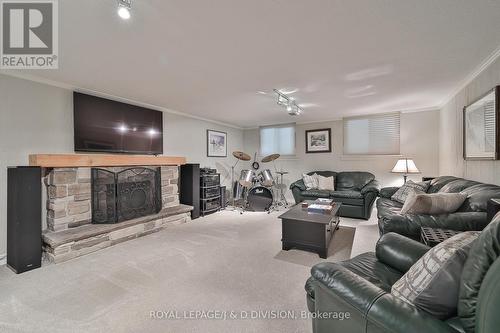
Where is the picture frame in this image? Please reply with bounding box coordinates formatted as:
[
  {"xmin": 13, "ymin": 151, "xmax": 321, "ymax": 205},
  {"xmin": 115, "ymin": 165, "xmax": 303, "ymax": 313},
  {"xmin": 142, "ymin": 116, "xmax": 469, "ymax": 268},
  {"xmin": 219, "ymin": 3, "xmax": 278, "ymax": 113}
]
[
  {"xmin": 305, "ymin": 128, "xmax": 332, "ymax": 153},
  {"xmin": 463, "ymin": 86, "xmax": 500, "ymax": 160},
  {"xmin": 207, "ymin": 130, "xmax": 227, "ymax": 157}
]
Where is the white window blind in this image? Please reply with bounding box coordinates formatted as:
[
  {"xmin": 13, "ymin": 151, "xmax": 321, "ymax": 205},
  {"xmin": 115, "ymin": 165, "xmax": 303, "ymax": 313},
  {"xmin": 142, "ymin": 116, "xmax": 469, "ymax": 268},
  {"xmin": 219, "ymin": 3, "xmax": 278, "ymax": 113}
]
[
  {"xmin": 343, "ymin": 113, "xmax": 400, "ymax": 155},
  {"xmin": 259, "ymin": 123, "xmax": 296, "ymax": 156},
  {"xmin": 484, "ymin": 99, "xmax": 496, "ymax": 152}
]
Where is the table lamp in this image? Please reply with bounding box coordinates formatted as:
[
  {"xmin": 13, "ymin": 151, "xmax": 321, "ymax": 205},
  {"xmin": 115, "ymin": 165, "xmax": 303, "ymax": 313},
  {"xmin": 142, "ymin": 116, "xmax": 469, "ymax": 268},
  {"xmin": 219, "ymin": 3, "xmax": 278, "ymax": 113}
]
[{"xmin": 391, "ymin": 158, "xmax": 420, "ymax": 183}]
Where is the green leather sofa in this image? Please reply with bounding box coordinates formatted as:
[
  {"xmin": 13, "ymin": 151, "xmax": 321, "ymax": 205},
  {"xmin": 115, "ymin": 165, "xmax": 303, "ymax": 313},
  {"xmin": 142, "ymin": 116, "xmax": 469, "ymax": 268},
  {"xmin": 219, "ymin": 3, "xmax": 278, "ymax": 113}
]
[
  {"xmin": 377, "ymin": 176, "xmax": 500, "ymax": 240},
  {"xmin": 304, "ymin": 215, "xmax": 500, "ymax": 332},
  {"xmin": 289, "ymin": 171, "xmax": 380, "ymax": 220}
]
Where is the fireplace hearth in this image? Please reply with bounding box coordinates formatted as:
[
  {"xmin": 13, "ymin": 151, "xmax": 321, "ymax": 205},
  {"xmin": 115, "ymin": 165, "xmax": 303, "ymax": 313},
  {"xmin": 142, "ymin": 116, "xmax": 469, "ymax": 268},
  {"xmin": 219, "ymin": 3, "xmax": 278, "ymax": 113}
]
[{"xmin": 91, "ymin": 167, "xmax": 162, "ymax": 224}]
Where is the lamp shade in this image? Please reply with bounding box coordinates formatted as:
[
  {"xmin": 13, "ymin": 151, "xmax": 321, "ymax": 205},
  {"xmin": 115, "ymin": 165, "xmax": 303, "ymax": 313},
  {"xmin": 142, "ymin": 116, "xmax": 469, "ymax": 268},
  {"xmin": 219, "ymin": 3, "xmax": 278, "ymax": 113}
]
[{"xmin": 391, "ymin": 158, "xmax": 420, "ymax": 174}]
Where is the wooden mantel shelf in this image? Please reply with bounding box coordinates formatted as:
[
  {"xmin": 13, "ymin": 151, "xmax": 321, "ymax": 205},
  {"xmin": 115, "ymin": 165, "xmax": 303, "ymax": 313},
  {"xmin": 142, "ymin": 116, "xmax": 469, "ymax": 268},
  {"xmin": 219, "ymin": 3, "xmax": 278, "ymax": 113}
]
[{"xmin": 29, "ymin": 154, "xmax": 186, "ymax": 168}]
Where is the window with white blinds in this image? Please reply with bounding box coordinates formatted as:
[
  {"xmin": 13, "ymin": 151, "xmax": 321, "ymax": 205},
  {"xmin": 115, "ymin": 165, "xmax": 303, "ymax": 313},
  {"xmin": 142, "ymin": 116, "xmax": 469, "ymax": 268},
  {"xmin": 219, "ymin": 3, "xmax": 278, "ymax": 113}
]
[
  {"xmin": 259, "ymin": 123, "xmax": 296, "ymax": 156},
  {"xmin": 483, "ymin": 99, "xmax": 496, "ymax": 153},
  {"xmin": 343, "ymin": 113, "xmax": 400, "ymax": 155}
]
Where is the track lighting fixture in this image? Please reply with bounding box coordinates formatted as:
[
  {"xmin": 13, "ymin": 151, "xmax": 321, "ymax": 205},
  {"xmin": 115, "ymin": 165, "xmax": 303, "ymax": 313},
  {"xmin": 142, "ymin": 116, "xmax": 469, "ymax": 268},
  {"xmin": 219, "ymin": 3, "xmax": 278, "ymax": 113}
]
[
  {"xmin": 118, "ymin": 0, "xmax": 132, "ymax": 20},
  {"xmin": 273, "ymin": 89, "xmax": 303, "ymax": 116}
]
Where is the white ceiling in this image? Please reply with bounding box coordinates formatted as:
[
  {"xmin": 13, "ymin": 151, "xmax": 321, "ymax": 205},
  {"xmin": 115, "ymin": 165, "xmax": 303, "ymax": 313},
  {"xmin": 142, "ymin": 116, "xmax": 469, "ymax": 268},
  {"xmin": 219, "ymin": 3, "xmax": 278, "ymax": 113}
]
[{"xmin": 6, "ymin": 0, "xmax": 500, "ymax": 128}]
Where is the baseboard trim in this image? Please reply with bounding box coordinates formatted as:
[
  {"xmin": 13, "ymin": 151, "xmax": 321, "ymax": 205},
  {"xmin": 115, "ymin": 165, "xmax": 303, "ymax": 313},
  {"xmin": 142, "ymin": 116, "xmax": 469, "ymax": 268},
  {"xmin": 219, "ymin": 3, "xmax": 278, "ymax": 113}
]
[{"xmin": 0, "ymin": 253, "xmax": 6, "ymax": 266}]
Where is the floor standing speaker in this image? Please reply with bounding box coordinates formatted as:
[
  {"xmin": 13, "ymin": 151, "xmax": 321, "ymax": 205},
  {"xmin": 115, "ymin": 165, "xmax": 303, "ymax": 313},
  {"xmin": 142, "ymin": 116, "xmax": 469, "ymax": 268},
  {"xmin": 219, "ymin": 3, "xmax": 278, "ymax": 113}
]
[
  {"xmin": 220, "ymin": 186, "xmax": 227, "ymax": 210},
  {"xmin": 180, "ymin": 164, "xmax": 200, "ymax": 219},
  {"xmin": 7, "ymin": 167, "xmax": 42, "ymax": 274}
]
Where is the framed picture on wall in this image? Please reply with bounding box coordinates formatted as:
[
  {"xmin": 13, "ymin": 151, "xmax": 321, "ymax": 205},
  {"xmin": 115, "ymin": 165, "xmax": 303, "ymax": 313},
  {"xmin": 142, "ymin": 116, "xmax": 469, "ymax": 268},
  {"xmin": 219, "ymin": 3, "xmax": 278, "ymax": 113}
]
[
  {"xmin": 305, "ymin": 128, "xmax": 332, "ymax": 153},
  {"xmin": 207, "ymin": 130, "xmax": 227, "ymax": 157},
  {"xmin": 463, "ymin": 86, "xmax": 500, "ymax": 160}
]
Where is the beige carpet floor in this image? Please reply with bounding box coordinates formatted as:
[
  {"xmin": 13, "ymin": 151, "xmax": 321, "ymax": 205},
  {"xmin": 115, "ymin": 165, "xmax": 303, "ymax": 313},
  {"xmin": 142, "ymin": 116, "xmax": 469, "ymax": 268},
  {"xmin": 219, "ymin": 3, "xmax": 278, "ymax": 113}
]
[{"xmin": 0, "ymin": 208, "xmax": 379, "ymax": 333}]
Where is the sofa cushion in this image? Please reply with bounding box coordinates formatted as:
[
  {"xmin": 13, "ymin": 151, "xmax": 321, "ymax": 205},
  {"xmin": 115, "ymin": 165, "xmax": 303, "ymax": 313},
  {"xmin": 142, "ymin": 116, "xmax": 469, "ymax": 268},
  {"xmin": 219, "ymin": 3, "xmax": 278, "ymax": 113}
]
[
  {"xmin": 391, "ymin": 180, "xmax": 430, "ymax": 204},
  {"xmin": 317, "ymin": 174, "xmax": 335, "ymax": 190},
  {"xmin": 458, "ymin": 183, "xmax": 500, "ymax": 212},
  {"xmin": 302, "ymin": 173, "xmax": 319, "ymax": 190},
  {"xmin": 336, "ymin": 172, "xmax": 375, "ymax": 191},
  {"xmin": 301, "ymin": 189, "xmax": 331, "ymax": 198},
  {"xmin": 427, "ymin": 176, "xmax": 462, "ymax": 193},
  {"xmin": 329, "ymin": 190, "xmax": 364, "ymax": 206},
  {"xmin": 401, "ymin": 191, "xmax": 468, "ymax": 215},
  {"xmin": 438, "ymin": 179, "xmax": 481, "ymax": 194},
  {"xmin": 330, "ymin": 190, "xmax": 363, "ymax": 199},
  {"xmin": 392, "ymin": 231, "xmax": 480, "ymax": 319}
]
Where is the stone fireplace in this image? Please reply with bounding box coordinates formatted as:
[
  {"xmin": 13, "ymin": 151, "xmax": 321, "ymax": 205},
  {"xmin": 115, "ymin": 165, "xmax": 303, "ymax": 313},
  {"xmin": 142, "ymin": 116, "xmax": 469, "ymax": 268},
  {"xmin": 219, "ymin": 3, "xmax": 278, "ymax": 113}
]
[
  {"xmin": 41, "ymin": 163, "xmax": 192, "ymax": 263},
  {"xmin": 45, "ymin": 166, "xmax": 179, "ymax": 231}
]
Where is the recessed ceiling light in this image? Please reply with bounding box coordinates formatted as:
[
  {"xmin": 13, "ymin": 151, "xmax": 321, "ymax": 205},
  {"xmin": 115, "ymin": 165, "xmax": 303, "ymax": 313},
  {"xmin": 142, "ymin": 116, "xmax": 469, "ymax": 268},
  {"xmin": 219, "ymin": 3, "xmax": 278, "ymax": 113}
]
[{"xmin": 117, "ymin": 0, "xmax": 132, "ymax": 20}]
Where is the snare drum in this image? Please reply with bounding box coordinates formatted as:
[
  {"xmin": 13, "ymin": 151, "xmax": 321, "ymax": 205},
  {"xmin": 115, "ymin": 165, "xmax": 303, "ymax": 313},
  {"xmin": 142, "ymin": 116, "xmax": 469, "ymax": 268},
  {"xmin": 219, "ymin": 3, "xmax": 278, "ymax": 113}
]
[
  {"xmin": 239, "ymin": 169, "xmax": 255, "ymax": 187},
  {"xmin": 259, "ymin": 169, "xmax": 274, "ymax": 187}
]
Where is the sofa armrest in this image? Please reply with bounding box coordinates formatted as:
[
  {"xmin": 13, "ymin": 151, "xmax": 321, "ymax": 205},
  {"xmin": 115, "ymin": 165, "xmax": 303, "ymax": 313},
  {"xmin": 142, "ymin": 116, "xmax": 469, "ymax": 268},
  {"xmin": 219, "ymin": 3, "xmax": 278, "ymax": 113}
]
[
  {"xmin": 311, "ymin": 262, "xmax": 386, "ymax": 315},
  {"xmin": 375, "ymin": 233, "xmax": 430, "ymax": 273},
  {"xmin": 361, "ymin": 180, "xmax": 381, "ymax": 195},
  {"xmin": 379, "ymin": 187, "xmax": 400, "ymax": 198},
  {"xmin": 290, "ymin": 178, "xmax": 306, "ymax": 191},
  {"xmin": 379, "ymin": 211, "xmax": 489, "ymax": 239},
  {"xmin": 367, "ymin": 293, "xmax": 460, "ymax": 333}
]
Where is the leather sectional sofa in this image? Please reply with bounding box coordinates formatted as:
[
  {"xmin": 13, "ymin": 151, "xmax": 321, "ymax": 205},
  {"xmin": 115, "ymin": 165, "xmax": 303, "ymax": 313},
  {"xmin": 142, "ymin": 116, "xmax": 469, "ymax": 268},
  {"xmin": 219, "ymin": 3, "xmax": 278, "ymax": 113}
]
[
  {"xmin": 304, "ymin": 216, "xmax": 500, "ymax": 333},
  {"xmin": 377, "ymin": 176, "xmax": 500, "ymax": 240},
  {"xmin": 289, "ymin": 171, "xmax": 380, "ymax": 220}
]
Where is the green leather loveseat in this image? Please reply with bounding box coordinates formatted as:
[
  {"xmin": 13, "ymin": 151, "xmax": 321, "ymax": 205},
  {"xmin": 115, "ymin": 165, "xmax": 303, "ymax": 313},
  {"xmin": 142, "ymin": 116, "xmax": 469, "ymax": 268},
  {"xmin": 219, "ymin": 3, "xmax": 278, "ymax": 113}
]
[
  {"xmin": 377, "ymin": 176, "xmax": 500, "ymax": 239},
  {"xmin": 289, "ymin": 171, "xmax": 380, "ymax": 220},
  {"xmin": 304, "ymin": 215, "xmax": 500, "ymax": 333}
]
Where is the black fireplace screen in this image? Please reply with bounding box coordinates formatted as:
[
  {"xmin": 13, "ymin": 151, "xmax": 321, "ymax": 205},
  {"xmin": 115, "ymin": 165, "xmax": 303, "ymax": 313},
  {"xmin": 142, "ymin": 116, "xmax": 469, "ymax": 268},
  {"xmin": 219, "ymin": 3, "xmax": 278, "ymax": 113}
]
[{"xmin": 91, "ymin": 167, "xmax": 161, "ymax": 224}]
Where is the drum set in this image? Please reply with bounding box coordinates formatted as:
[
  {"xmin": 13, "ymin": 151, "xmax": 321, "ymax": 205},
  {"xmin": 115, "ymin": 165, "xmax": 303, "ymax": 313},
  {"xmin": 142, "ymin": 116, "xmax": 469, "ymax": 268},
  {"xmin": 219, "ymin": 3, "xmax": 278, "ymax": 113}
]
[{"xmin": 230, "ymin": 151, "xmax": 289, "ymax": 213}]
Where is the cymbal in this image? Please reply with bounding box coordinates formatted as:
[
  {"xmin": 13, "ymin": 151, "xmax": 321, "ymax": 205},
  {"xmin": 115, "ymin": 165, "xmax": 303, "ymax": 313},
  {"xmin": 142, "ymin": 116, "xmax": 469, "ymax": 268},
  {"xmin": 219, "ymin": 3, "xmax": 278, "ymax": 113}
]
[
  {"xmin": 232, "ymin": 151, "xmax": 251, "ymax": 161},
  {"xmin": 261, "ymin": 153, "xmax": 281, "ymax": 163},
  {"xmin": 276, "ymin": 171, "xmax": 289, "ymax": 175}
]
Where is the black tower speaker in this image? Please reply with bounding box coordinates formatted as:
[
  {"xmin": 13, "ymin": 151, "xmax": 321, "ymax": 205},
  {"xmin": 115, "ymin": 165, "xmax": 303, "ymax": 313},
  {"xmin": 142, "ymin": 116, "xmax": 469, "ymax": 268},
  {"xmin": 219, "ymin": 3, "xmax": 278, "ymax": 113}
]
[
  {"xmin": 180, "ymin": 164, "xmax": 200, "ymax": 219},
  {"xmin": 7, "ymin": 167, "xmax": 42, "ymax": 274},
  {"xmin": 220, "ymin": 186, "xmax": 227, "ymax": 210}
]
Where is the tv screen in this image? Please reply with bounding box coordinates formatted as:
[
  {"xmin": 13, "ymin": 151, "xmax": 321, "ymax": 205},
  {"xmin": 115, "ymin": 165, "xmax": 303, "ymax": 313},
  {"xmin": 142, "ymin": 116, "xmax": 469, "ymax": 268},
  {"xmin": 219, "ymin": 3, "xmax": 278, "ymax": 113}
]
[{"xmin": 73, "ymin": 92, "xmax": 163, "ymax": 155}]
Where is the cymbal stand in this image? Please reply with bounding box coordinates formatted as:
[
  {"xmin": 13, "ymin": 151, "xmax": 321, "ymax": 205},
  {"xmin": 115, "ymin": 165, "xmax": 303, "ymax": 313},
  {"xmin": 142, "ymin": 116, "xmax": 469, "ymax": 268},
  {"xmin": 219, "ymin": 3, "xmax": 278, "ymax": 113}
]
[
  {"xmin": 275, "ymin": 167, "xmax": 289, "ymax": 208},
  {"xmin": 228, "ymin": 158, "xmax": 239, "ymax": 211}
]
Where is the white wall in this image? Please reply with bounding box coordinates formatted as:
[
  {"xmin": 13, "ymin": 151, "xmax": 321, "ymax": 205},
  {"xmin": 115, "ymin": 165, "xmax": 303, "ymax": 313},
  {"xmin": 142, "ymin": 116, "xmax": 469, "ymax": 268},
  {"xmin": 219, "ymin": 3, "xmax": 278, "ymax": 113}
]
[
  {"xmin": 439, "ymin": 56, "xmax": 500, "ymax": 184},
  {"xmin": 0, "ymin": 74, "xmax": 244, "ymax": 258},
  {"xmin": 243, "ymin": 110, "xmax": 440, "ymax": 200}
]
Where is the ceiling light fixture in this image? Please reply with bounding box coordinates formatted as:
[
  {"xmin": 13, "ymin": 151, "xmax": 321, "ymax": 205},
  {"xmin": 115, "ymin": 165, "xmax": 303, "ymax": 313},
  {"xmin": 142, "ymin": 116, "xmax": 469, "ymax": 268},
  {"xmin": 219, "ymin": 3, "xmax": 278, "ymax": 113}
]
[
  {"xmin": 273, "ymin": 89, "xmax": 303, "ymax": 116},
  {"xmin": 117, "ymin": 0, "xmax": 132, "ymax": 20}
]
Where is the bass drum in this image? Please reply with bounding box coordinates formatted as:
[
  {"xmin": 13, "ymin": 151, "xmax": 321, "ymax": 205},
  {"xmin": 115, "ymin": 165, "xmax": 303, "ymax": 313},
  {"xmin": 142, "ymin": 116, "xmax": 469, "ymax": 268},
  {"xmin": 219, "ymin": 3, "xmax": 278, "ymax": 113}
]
[{"xmin": 247, "ymin": 186, "xmax": 273, "ymax": 212}]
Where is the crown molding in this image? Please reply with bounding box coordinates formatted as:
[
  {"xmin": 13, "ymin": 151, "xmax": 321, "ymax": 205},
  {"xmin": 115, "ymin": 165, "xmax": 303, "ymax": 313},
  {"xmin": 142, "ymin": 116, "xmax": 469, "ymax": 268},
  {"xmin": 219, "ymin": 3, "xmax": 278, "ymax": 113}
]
[
  {"xmin": 0, "ymin": 71, "xmax": 244, "ymax": 130},
  {"xmin": 438, "ymin": 43, "xmax": 500, "ymax": 108}
]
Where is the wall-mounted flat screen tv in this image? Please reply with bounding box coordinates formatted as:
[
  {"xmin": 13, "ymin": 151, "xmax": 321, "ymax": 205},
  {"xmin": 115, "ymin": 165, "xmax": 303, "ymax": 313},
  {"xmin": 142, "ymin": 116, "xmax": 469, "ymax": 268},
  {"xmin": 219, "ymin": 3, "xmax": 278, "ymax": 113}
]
[{"xmin": 74, "ymin": 92, "xmax": 163, "ymax": 155}]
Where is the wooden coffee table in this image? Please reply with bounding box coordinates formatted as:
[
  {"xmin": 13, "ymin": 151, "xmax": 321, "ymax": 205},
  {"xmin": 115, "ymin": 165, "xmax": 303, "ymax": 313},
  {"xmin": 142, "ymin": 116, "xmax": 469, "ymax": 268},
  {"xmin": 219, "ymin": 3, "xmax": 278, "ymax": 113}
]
[{"xmin": 278, "ymin": 201, "xmax": 341, "ymax": 258}]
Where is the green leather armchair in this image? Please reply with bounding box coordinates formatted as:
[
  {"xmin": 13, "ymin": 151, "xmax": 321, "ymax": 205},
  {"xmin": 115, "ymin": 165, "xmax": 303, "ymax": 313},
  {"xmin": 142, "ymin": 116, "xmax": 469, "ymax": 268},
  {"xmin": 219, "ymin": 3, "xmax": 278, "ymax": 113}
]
[
  {"xmin": 290, "ymin": 171, "xmax": 379, "ymax": 220},
  {"xmin": 305, "ymin": 216, "xmax": 500, "ymax": 332}
]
